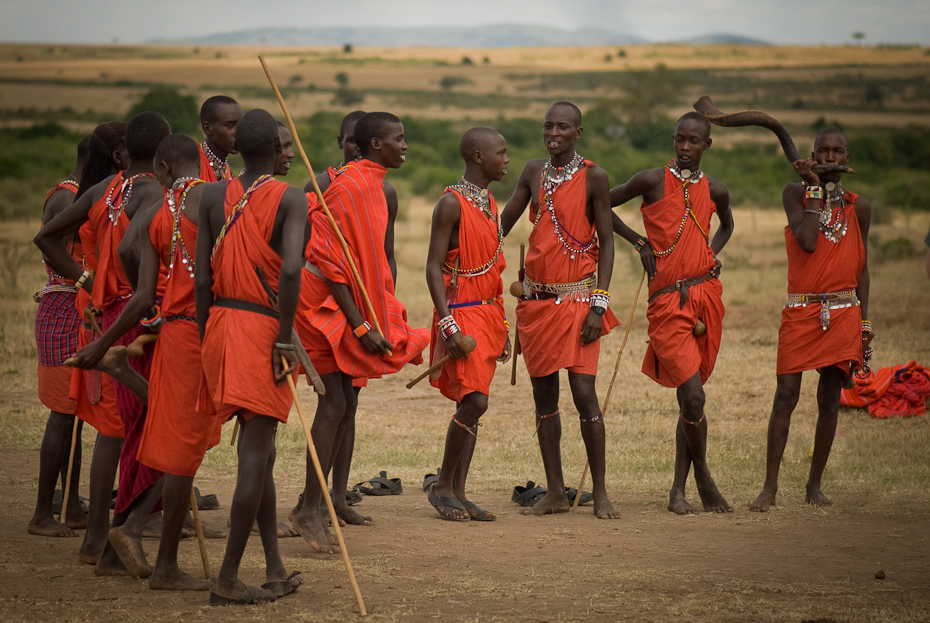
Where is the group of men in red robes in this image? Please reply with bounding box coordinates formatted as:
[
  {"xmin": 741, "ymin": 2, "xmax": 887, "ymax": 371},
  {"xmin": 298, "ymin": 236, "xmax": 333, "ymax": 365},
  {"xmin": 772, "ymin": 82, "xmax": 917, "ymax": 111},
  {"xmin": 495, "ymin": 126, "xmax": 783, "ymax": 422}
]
[{"xmin": 28, "ymin": 90, "xmax": 873, "ymax": 606}]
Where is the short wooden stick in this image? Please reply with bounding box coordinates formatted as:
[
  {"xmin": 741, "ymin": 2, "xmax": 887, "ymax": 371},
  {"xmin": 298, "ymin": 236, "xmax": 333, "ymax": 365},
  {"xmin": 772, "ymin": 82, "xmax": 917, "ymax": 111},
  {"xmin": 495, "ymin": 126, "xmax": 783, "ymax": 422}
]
[
  {"xmin": 229, "ymin": 419, "xmax": 239, "ymax": 447},
  {"xmin": 572, "ymin": 270, "xmax": 646, "ymax": 510},
  {"xmin": 189, "ymin": 487, "xmax": 211, "ymax": 579},
  {"xmin": 510, "ymin": 243, "xmax": 525, "ymax": 386},
  {"xmin": 406, "ymin": 335, "xmax": 476, "ymax": 389},
  {"xmin": 59, "ymin": 416, "xmax": 80, "ymax": 525},
  {"xmin": 283, "ymin": 357, "xmax": 367, "ymax": 616}
]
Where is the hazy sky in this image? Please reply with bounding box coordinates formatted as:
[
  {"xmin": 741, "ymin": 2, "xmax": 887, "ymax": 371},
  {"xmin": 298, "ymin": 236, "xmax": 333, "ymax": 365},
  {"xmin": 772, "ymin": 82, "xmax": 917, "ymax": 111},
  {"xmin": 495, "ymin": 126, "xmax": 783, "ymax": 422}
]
[{"xmin": 3, "ymin": 0, "xmax": 928, "ymax": 45}]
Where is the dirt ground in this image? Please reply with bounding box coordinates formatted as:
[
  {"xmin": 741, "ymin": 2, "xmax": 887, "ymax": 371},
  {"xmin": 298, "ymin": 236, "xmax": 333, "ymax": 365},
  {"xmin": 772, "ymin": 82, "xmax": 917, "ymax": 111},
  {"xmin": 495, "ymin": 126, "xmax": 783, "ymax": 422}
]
[{"xmin": 2, "ymin": 442, "xmax": 928, "ymax": 623}]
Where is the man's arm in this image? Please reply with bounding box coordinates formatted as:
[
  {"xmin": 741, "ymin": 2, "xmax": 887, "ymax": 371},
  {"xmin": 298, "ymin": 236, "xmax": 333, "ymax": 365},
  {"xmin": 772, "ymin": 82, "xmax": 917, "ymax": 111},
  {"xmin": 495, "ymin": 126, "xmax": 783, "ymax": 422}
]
[
  {"xmin": 425, "ymin": 193, "xmax": 470, "ymax": 359},
  {"xmin": 581, "ymin": 166, "xmax": 613, "ymax": 346},
  {"xmin": 383, "ymin": 182, "xmax": 398, "ymax": 284},
  {"xmin": 500, "ymin": 162, "xmax": 538, "ymax": 237},
  {"xmin": 69, "ymin": 207, "xmax": 161, "ymax": 369},
  {"xmin": 785, "ymin": 159, "xmax": 823, "ymax": 253},
  {"xmin": 118, "ymin": 199, "xmax": 161, "ymax": 291},
  {"xmin": 270, "ymin": 187, "xmax": 308, "ymax": 383},
  {"xmin": 708, "ymin": 178, "xmax": 734, "ymax": 257},
  {"xmin": 195, "ymin": 184, "xmax": 222, "ymax": 342},
  {"xmin": 609, "ymin": 169, "xmax": 663, "ymax": 279},
  {"xmin": 855, "ymin": 196, "xmax": 872, "ymax": 324},
  {"xmin": 34, "ymin": 184, "xmax": 101, "ymax": 289},
  {"xmin": 924, "ymin": 225, "xmax": 930, "ymax": 281}
]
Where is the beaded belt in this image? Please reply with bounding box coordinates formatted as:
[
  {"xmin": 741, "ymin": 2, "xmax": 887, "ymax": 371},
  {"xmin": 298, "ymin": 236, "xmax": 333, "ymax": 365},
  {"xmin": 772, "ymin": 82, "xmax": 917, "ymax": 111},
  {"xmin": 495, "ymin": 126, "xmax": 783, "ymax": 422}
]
[
  {"xmin": 163, "ymin": 314, "xmax": 196, "ymax": 323},
  {"xmin": 785, "ymin": 290, "xmax": 859, "ymax": 330},
  {"xmin": 33, "ymin": 283, "xmax": 77, "ymax": 303},
  {"xmin": 449, "ymin": 298, "xmax": 497, "ymax": 309},
  {"xmin": 522, "ymin": 274, "xmax": 595, "ymax": 304}
]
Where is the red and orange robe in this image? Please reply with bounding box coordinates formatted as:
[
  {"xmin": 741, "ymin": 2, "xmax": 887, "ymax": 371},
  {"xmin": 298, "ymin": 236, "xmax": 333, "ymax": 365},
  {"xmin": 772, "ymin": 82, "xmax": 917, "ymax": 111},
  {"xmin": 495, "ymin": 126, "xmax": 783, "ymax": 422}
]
[
  {"xmin": 516, "ymin": 159, "xmax": 618, "ymax": 378},
  {"xmin": 777, "ymin": 190, "xmax": 864, "ymax": 375},
  {"xmin": 137, "ymin": 180, "xmax": 221, "ymax": 477},
  {"xmin": 198, "ymin": 176, "xmax": 294, "ymax": 423},
  {"xmin": 641, "ymin": 167, "xmax": 724, "ymax": 388},
  {"xmin": 35, "ymin": 181, "xmax": 80, "ymax": 414},
  {"xmin": 298, "ymin": 160, "xmax": 428, "ymax": 380},
  {"xmin": 429, "ymin": 186, "xmax": 507, "ymax": 401},
  {"xmin": 87, "ymin": 172, "xmax": 165, "ymax": 513}
]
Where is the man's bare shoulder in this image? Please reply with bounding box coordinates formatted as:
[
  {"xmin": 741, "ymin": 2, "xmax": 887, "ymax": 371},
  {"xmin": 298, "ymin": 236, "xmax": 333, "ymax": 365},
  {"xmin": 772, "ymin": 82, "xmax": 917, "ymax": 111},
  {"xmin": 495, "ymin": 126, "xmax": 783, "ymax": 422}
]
[
  {"xmin": 520, "ymin": 158, "xmax": 547, "ymax": 177},
  {"xmin": 382, "ymin": 180, "xmax": 397, "ymax": 202},
  {"xmin": 586, "ymin": 164, "xmax": 609, "ymax": 184},
  {"xmin": 433, "ymin": 190, "xmax": 461, "ymax": 219},
  {"xmin": 706, "ymin": 176, "xmax": 729, "ymax": 196}
]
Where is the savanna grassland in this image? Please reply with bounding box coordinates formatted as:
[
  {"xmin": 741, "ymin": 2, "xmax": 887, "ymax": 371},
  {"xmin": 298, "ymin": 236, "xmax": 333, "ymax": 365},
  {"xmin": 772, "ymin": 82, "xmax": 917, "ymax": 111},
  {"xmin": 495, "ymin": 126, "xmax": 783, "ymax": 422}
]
[{"xmin": 0, "ymin": 42, "xmax": 929, "ymax": 622}]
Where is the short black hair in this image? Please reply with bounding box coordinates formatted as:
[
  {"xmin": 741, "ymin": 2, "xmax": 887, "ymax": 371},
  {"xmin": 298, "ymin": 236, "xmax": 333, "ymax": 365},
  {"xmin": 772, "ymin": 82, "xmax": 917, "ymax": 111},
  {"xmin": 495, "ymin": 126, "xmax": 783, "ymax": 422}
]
[
  {"xmin": 200, "ymin": 95, "xmax": 240, "ymax": 125},
  {"xmin": 235, "ymin": 109, "xmax": 279, "ymax": 160},
  {"xmin": 676, "ymin": 112, "xmax": 711, "ymax": 140},
  {"xmin": 76, "ymin": 134, "xmax": 91, "ymax": 163},
  {"xmin": 154, "ymin": 133, "xmax": 200, "ymax": 169},
  {"xmin": 76, "ymin": 121, "xmax": 127, "ymax": 199},
  {"xmin": 459, "ymin": 127, "xmax": 503, "ymax": 161},
  {"xmin": 340, "ymin": 110, "xmax": 367, "ymax": 138},
  {"xmin": 125, "ymin": 111, "xmax": 171, "ymax": 164},
  {"xmin": 548, "ymin": 101, "xmax": 582, "ymax": 127},
  {"xmin": 814, "ymin": 128, "xmax": 846, "ymax": 150},
  {"xmin": 354, "ymin": 112, "xmax": 401, "ymax": 157}
]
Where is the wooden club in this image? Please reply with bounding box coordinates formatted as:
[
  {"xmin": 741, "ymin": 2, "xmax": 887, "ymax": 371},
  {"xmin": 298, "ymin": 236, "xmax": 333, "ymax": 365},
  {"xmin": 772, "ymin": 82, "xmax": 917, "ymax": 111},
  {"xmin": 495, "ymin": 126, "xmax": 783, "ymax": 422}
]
[{"xmin": 406, "ymin": 335, "xmax": 476, "ymax": 389}]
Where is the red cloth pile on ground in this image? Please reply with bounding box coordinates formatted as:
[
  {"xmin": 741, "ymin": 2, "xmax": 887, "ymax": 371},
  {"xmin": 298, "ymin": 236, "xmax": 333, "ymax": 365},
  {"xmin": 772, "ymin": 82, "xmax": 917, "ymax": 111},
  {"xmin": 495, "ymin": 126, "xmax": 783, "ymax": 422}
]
[{"xmin": 840, "ymin": 361, "xmax": 930, "ymax": 418}]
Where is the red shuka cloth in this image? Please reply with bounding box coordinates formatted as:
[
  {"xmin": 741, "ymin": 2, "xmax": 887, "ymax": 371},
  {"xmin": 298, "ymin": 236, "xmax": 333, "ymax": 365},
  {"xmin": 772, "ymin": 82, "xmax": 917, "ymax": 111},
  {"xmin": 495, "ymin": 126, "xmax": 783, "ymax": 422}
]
[
  {"xmin": 429, "ymin": 188, "xmax": 508, "ymax": 401},
  {"xmin": 36, "ymin": 182, "xmax": 81, "ymax": 413},
  {"xmin": 841, "ymin": 361, "xmax": 930, "ymax": 418},
  {"xmin": 198, "ymin": 143, "xmax": 232, "ymax": 183},
  {"xmin": 138, "ymin": 185, "xmax": 222, "ymax": 476},
  {"xmin": 516, "ymin": 160, "xmax": 618, "ymax": 378},
  {"xmin": 641, "ymin": 168, "xmax": 724, "ymax": 388},
  {"xmin": 298, "ymin": 160, "xmax": 428, "ymax": 379},
  {"xmin": 198, "ymin": 177, "xmax": 294, "ymax": 423},
  {"xmin": 776, "ymin": 191, "xmax": 864, "ymax": 376}
]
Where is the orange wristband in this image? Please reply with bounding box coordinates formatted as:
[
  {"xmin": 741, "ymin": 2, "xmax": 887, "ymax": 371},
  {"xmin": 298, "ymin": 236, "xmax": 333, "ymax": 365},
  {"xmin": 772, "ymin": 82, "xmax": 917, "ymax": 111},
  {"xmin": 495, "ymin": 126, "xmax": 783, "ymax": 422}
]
[{"xmin": 353, "ymin": 321, "xmax": 371, "ymax": 338}]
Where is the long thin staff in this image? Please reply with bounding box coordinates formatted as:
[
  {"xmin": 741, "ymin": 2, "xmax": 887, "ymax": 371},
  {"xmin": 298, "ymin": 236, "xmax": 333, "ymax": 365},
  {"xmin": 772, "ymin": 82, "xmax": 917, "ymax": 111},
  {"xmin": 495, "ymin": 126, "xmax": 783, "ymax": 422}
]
[
  {"xmin": 510, "ymin": 243, "xmax": 525, "ymax": 386},
  {"xmin": 572, "ymin": 270, "xmax": 646, "ymax": 510},
  {"xmin": 282, "ymin": 356, "xmax": 367, "ymax": 615},
  {"xmin": 259, "ymin": 55, "xmax": 387, "ymax": 345},
  {"xmin": 189, "ymin": 487, "xmax": 211, "ymax": 579}
]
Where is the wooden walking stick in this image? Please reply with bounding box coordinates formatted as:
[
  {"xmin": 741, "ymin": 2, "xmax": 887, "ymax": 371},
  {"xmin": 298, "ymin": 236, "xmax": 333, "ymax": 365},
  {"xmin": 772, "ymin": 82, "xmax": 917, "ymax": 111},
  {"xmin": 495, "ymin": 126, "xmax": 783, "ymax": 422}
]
[
  {"xmin": 259, "ymin": 55, "xmax": 390, "ymax": 355},
  {"xmin": 282, "ymin": 356, "xmax": 367, "ymax": 616},
  {"xmin": 406, "ymin": 335, "xmax": 476, "ymax": 389},
  {"xmin": 189, "ymin": 487, "xmax": 211, "ymax": 579},
  {"xmin": 510, "ymin": 243, "xmax": 525, "ymax": 386},
  {"xmin": 572, "ymin": 270, "xmax": 646, "ymax": 510}
]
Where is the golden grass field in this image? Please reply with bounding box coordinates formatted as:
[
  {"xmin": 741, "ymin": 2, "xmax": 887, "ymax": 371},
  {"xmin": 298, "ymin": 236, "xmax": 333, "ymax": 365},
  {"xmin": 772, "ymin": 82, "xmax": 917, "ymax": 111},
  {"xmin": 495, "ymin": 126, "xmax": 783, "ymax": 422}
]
[{"xmin": 0, "ymin": 42, "xmax": 929, "ymax": 622}]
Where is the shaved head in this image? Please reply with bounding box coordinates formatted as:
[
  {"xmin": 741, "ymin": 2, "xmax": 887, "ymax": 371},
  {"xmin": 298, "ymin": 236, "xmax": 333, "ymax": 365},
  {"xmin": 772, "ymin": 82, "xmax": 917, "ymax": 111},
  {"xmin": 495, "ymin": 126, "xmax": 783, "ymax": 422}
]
[
  {"xmin": 200, "ymin": 95, "xmax": 240, "ymax": 125},
  {"xmin": 548, "ymin": 101, "xmax": 582, "ymax": 128},
  {"xmin": 459, "ymin": 127, "xmax": 503, "ymax": 161},
  {"xmin": 676, "ymin": 112, "xmax": 711, "ymax": 140},
  {"xmin": 354, "ymin": 112, "xmax": 401, "ymax": 157},
  {"xmin": 235, "ymin": 109, "xmax": 279, "ymax": 160},
  {"xmin": 814, "ymin": 128, "xmax": 847, "ymax": 150},
  {"xmin": 154, "ymin": 133, "xmax": 199, "ymax": 169},
  {"xmin": 125, "ymin": 111, "xmax": 171, "ymax": 164},
  {"xmin": 340, "ymin": 110, "xmax": 367, "ymax": 138}
]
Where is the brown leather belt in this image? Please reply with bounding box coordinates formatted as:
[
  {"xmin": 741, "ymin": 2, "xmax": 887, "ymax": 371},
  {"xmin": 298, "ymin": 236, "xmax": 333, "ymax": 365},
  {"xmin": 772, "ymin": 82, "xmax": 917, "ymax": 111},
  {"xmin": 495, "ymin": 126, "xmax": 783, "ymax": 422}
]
[
  {"xmin": 647, "ymin": 271, "xmax": 717, "ymax": 309},
  {"xmin": 214, "ymin": 297, "xmax": 278, "ymax": 319}
]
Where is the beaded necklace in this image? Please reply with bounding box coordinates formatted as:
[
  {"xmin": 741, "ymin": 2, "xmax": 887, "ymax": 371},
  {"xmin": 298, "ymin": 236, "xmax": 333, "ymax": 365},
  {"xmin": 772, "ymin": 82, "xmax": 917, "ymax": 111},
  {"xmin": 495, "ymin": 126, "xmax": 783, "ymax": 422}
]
[
  {"xmin": 442, "ymin": 181, "xmax": 502, "ymax": 277},
  {"xmin": 651, "ymin": 161, "xmax": 707, "ymax": 258},
  {"xmin": 60, "ymin": 178, "xmax": 79, "ymax": 192},
  {"xmin": 201, "ymin": 141, "xmax": 228, "ymax": 180},
  {"xmin": 818, "ymin": 181, "xmax": 848, "ymax": 243},
  {"xmin": 166, "ymin": 178, "xmax": 204, "ymax": 280},
  {"xmin": 536, "ymin": 154, "xmax": 594, "ymax": 260},
  {"xmin": 211, "ymin": 175, "xmax": 274, "ymax": 260},
  {"xmin": 105, "ymin": 173, "xmax": 151, "ymax": 227}
]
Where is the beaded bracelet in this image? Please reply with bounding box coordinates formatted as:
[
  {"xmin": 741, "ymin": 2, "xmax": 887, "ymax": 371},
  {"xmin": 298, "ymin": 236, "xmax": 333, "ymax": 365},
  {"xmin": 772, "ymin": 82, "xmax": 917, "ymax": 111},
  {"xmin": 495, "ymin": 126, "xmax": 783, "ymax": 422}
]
[
  {"xmin": 353, "ymin": 321, "xmax": 371, "ymax": 338},
  {"xmin": 274, "ymin": 341, "xmax": 295, "ymax": 351},
  {"xmin": 633, "ymin": 236, "xmax": 648, "ymax": 252},
  {"xmin": 861, "ymin": 320, "xmax": 872, "ymax": 334},
  {"xmin": 438, "ymin": 315, "xmax": 461, "ymax": 341},
  {"xmin": 805, "ymin": 186, "xmax": 823, "ymax": 200},
  {"xmin": 591, "ymin": 290, "xmax": 610, "ymax": 315},
  {"xmin": 74, "ymin": 270, "xmax": 91, "ymax": 291},
  {"xmin": 140, "ymin": 307, "xmax": 162, "ymax": 329},
  {"xmin": 503, "ymin": 317, "xmax": 510, "ymax": 331},
  {"xmin": 804, "ymin": 209, "xmax": 821, "ymax": 215}
]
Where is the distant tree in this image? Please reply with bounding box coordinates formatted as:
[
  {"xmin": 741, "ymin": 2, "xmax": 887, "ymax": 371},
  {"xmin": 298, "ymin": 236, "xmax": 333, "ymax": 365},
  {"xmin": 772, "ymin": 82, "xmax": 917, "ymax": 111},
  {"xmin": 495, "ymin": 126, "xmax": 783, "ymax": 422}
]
[
  {"xmin": 791, "ymin": 98, "xmax": 805, "ymax": 110},
  {"xmin": 288, "ymin": 74, "xmax": 303, "ymax": 87},
  {"xmin": 604, "ymin": 54, "xmax": 612, "ymax": 62},
  {"xmin": 331, "ymin": 89, "xmax": 364, "ymax": 107},
  {"xmin": 343, "ymin": 43, "xmax": 353, "ymax": 53},
  {"xmin": 128, "ymin": 87, "xmax": 200, "ymax": 135},
  {"xmin": 439, "ymin": 76, "xmax": 475, "ymax": 91},
  {"xmin": 617, "ymin": 49, "xmax": 627, "ymax": 57},
  {"xmin": 482, "ymin": 56, "xmax": 490, "ymax": 64},
  {"xmin": 865, "ymin": 84, "xmax": 883, "ymax": 107},
  {"xmin": 853, "ymin": 32, "xmax": 865, "ymax": 45},
  {"xmin": 335, "ymin": 72, "xmax": 349, "ymax": 87},
  {"xmin": 461, "ymin": 56, "xmax": 474, "ymax": 66}
]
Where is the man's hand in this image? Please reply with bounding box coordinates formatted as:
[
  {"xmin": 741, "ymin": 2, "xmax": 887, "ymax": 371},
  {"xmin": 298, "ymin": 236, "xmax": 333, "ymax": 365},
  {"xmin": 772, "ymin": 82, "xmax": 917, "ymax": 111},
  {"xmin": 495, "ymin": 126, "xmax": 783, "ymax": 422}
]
[
  {"xmin": 70, "ymin": 340, "xmax": 110, "ymax": 370},
  {"xmin": 792, "ymin": 158, "xmax": 821, "ymax": 187},
  {"xmin": 580, "ymin": 308, "xmax": 603, "ymax": 346},
  {"xmin": 446, "ymin": 331, "xmax": 470, "ymax": 360},
  {"xmin": 710, "ymin": 254, "xmax": 722, "ymax": 278},
  {"xmin": 360, "ymin": 330, "xmax": 393, "ymax": 356},
  {"xmin": 640, "ymin": 242, "xmax": 657, "ymax": 281},
  {"xmin": 273, "ymin": 347, "xmax": 298, "ymax": 385},
  {"xmin": 497, "ymin": 334, "xmax": 512, "ymax": 364}
]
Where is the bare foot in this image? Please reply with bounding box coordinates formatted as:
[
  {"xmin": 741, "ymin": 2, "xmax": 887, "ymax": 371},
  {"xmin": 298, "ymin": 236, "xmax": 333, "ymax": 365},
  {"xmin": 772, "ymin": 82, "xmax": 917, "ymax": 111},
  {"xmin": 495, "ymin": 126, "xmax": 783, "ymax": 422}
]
[
  {"xmin": 27, "ymin": 514, "xmax": 77, "ymax": 538},
  {"xmin": 142, "ymin": 512, "xmax": 163, "ymax": 538},
  {"xmin": 231, "ymin": 517, "xmax": 298, "ymax": 538},
  {"xmin": 334, "ymin": 505, "xmax": 373, "ymax": 526},
  {"xmin": 460, "ymin": 499, "xmax": 495, "ymax": 521},
  {"xmin": 749, "ymin": 489, "xmax": 777, "ymax": 513},
  {"xmin": 319, "ymin": 504, "xmax": 347, "ymax": 528},
  {"xmin": 94, "ymin": 553, "xmax": 128, "ymax": 577},
  {"xmin": 96, "ymin": 345, "xmax": 129, "ymax": 376},
  {"xmin": 149, "ymin": 567, "xmax": 211, "ymax": 591},
  {"xmin": 290, "ymin": 509, "xmax": 336, "ymax": 554},
  {"xmin": 520, "ymin": 490, "xmax": 570, "ymax": 516},
  {"xmin": 592, "ymin": 492, "xmax": 620, "ymax": 520},
  {"xmin": 64, "ymin": 508, "xmax": 88, "ymax": 530},
  {"xmin": 695, "ymin": 472, "xmax": 734, "ymax": 513},
  {"xmin": 185, "ymin": 516, "xmax": 225, "ymax": 539},
  {"xmin": 806, "ymin": 485, "xmax": 833, "ymax": 507},
  {"xmin": 108, "ymin": 526, "xmax": 152, "ymax": 578},
  {"xmin": 78, "ymin": 552, "xmax": 99, "ymax": 565},
  {"xmin": 668, "ymin": 492, "xmax": 698, "ymax": 515}
]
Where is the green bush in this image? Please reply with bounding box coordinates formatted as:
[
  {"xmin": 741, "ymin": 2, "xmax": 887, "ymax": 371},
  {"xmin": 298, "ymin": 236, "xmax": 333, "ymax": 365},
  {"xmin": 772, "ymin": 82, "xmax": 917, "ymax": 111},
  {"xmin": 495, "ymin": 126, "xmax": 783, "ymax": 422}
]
[{"xmin": 127, "ymin": 87, "xmax": 200, "ymax": 135}]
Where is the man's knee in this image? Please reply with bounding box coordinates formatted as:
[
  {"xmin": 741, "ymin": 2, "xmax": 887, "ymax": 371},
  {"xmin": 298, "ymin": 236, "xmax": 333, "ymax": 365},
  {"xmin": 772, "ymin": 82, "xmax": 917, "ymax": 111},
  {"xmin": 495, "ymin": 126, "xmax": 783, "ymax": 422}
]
[
  {"xmin": 461, "ymin": 392, "xmax": 489, "ymax": 420},
  {"xmin": 773, "ymin": 379, "xmax": 801, "ymax": 413},
  {"xmin": 678, "ymin": 386, "xmax": 705, "ymax": 418}
]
